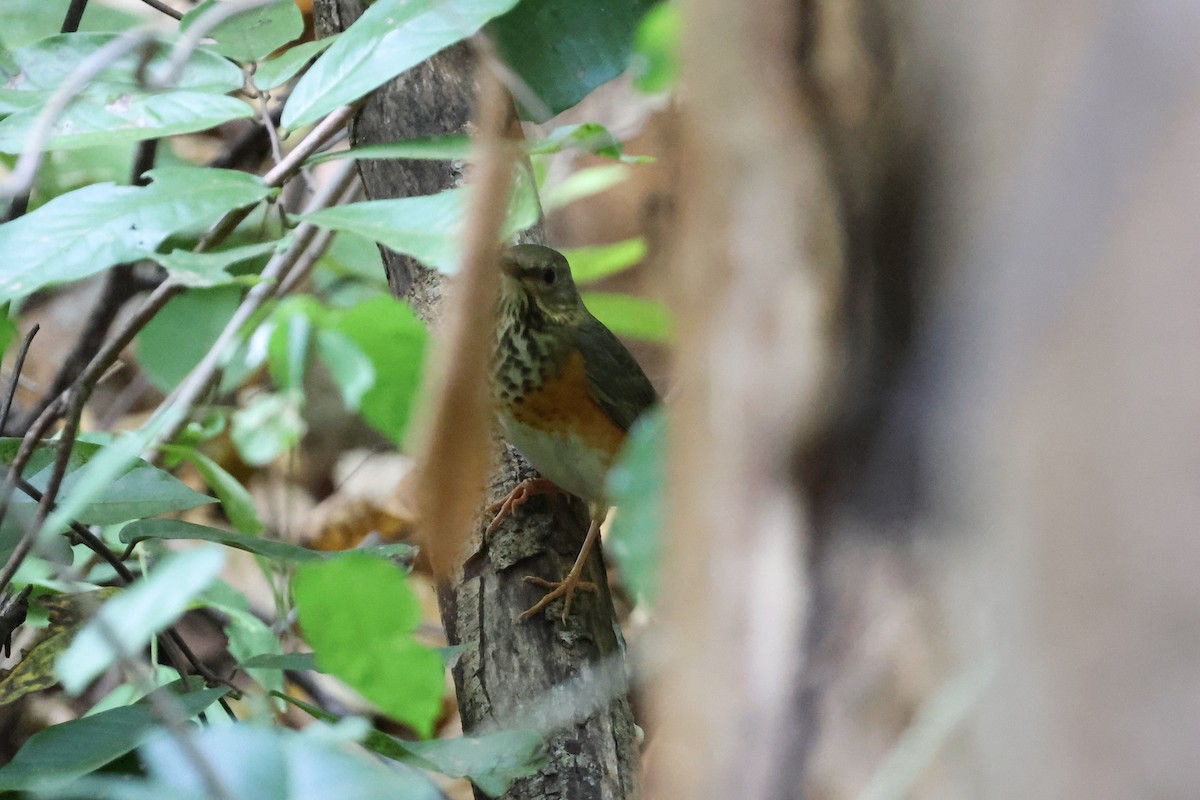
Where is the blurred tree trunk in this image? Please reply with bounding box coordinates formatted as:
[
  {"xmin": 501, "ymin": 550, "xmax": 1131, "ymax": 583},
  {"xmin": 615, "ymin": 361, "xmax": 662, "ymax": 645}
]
[
  {"xmin": 312, "ymin": 5, "xmax": 640, "ymax": 799},
  {"xmin": 651, "ymin": 0, "xmax": 1200, "ymax": 798}
]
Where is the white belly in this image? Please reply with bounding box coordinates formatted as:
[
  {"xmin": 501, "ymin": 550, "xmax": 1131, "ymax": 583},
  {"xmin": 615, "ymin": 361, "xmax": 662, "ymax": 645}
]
[{"xmin": 503, "ymin": 416, "xmax": 612, "ymax": 505}]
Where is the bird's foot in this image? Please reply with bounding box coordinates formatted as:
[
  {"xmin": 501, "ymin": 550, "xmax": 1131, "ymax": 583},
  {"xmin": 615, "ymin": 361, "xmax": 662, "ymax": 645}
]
[
  {"xmin": 485, "ymin": 477, "xmax": 564, "ymax": 537},
  {"xmin": 520, "ymin": 573, "xmax": 599, "ymax": 622}
]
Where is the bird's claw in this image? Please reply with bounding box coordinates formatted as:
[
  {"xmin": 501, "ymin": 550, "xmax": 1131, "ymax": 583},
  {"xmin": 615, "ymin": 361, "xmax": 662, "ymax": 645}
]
[
  {"xmin": 520, "ymin": 574, "xmax": 599, "ymax": 622},
  {"xmin": 485, "ymin": 477, "xmax": 563, "ymax": 537}
]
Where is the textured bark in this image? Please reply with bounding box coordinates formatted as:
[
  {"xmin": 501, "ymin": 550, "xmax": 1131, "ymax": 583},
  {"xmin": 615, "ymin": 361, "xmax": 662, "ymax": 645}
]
[{"xmin": 312, "ymin": 5, "xmax": 640, "ymax": 799}]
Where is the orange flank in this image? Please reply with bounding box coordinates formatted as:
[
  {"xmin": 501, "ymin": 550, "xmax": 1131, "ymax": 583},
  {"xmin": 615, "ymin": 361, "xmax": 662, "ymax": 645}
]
[{"xmin": 509, "ymin": 350, "xmax": 626, "ymax": 461}]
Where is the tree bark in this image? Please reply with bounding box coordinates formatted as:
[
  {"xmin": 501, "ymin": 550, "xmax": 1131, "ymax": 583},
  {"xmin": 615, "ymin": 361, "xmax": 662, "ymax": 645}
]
[{"xmin": 312, "ymin": 5, "xmax": 640, "ymax": 799}]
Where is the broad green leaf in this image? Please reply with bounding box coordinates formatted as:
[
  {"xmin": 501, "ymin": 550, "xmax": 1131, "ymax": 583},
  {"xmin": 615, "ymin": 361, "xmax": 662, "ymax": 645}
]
[
  {"xmin": 0, "ymin": 0, "xmax": 142, "ymax": 50},
  {"xmin": 86, "ymin": 665, "xmax": 181, "ymax": 717},
  {"xmin": 301, "ymin": 176, "xmax": 540, "ymax": 273},
  {"xmin": 528, "ymin": 123, "xmax": 653, "ymax": 163},
  {"xmin": 582, "ymin": 291, "xmax": 673, "ymax": 342},
  {"xmin": 283, "ymin": 0, "xmax": 521, "ymax": 130},
  {"xmin": 173, "ymin": 448, "xmax": 265, "ymax": 535},
  {"xmin": 180, "ymin": 0, "xmax": 304, "ymax": 62},
  {"xmin": 140, "ymin": 723, "xmax": 442, "ymax": 800},
  {"xmin": 311, "ymin": 230, "xmax": 386, "ymax": 290},
  {"xmin": 307, "ymin": 135, "xmax": 473, "ymax": 165},
  {"xmin": 120, "ymin": 519, "xmax": 330, "ymax": 563},
  {"xmin": 328, "ymin": 296, "xmax": 427, "ymax": 445},
  {"xmin": 255, "ymin": 36, "xmax": 337, "ymax": 91},
  {"xmin": 0, "ymin": 589, "xmax": 119, "ymax": 707},
  {"xmin": 0, "ymin": 33, "xmax": 252, "ymax": 150},
  {"xmin": 0, "ymin": 687, "xmax": 226, "ymax": 791},
  {"xmin": 631, "ymin": 2, "xmax": 680, "ymax": 93},
  {"xmin": 277, "ymin": 692, "xmax": 544, "ymax": 795},
  {"xmin": 242, "ymin": 652, "xmax": 318, "ymax": 671},
  {"xmin": 315, "ymin": 329, "xmax": 375, "ymax": 411},
  {"xmin": 210, "ymin": 592, "xmax": 284, "ymax": 698},
  {"xmin": 39, "ymin": 407, "xmax": 189, "ymax": 541},
  {"xmin": 57, "ymin": 548, "xmax": 226, "ymax": 694},
  {"xmin": 0, "ymin": 92, "xmax": 255, "ymax": 152},
  {"xmin": 487, "ymin": 0, "xmax": 659, "ymax": 121},
  {"xmin": 542, "ymin": 163, "xmax": 630, "ymax": 212},
  {"xmin": 606, "ymin": 408, "xmax": 665, "ymax": 604},
  {"xmin": 231, "ymin": 390, "xmax": 306, "ymax": 466},
  {"xmin": 137, "ymin": 285, "xmax": 244, "ymax": 393},
  {"xmin": 0, "ymin": 438, "xmax": 212, "ymax": 560},
  {"xmin": 562, "ymin": 238, "xmax": 647, "ymax": 285},
  {"xmin": 267, "ymin": 301, "xmax": 313, "ymax": 392},
  {"xmin": 292, "ymin": 554, "xmax": 443, "ymax": 737},
  {"xmin": 31, "ymin": 139, "xmax": 191, "ymax": 211},
  {"xmin": 152, "ymin": 239, "xmax": 284, "ymax": 288},
  {"xmin": 0, "ymin": 168, "xmax": 272, "ymax": 307}
]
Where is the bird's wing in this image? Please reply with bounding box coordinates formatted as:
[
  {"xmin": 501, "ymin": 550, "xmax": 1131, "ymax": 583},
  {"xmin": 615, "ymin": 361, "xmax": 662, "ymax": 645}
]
[{"xmin": 574, "ymin": 313, "xmax": 660, "ymax": 432}]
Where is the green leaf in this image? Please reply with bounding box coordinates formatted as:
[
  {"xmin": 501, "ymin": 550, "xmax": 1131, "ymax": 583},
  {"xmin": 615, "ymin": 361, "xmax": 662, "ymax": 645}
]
[
  {"xmin": 328, "ymin": 296, "xmax": 427, "ymax": 445},
  {"xmin": 292, "ymin": 554, "xmax": 443, "ymax": 737},
  {"xmin": 175, "ymin": 447, "xmax": 265, "ymax": 535},
  {"xmin": 315, "ymin": 328, "xmax": 375, "ymax": 411},
  {"xmin": 85, "ymin": 665, "xmax": 181, "ymax": 717},
  {"xmin": 487, "ymin": 0, "xmax": 659, "ymax": 121},
  {"xmin": 561, "ymin": 238, "xmax": 647, "ymax": 285},
  {"xmin": 231, "ymin": 391, "xmax": 306, "ymax": 466},
  {"xmin": 180, "ymin": 0, "xmax": 304, "ymax": 62},
  {"xmin": 242, "ymin": 652, "xmax": 318, "ymax": 671},
  {"xmin": 606, "ymin": 407, "xmax": 664, "ymax": 604},
  {"xmin": 267, "ymin": 301, "xmax": 313, "ymax": 392},
  {"xmin": 307, "ymin": 134, "xmax": 473, "ymax": 165},
  {"xmin": 582, "ymin": 292, "xmax": 673, "ymax": 342},
  {"xmin": 137, "ymin": 285, "xmax": 244, "ymax": 393},
  {"xmin": 277, "ymin": 692, "xmax": 544, "ymax": 795},
  {"xmin": 528, "ymin": 123, "xmax": 652, "ymax": 163},
  {"xmin": 0, "ymin": 0, "xmax": 142, "ymax": 50},
  {"xmin": 542, "ymin": 163, "xmax": 630, "ymax": 212},
  {"xmin": 0, "ymin": 33, "xmax": 253, "ymax": 150},
  {"xmin": 140, "ymin": 723, "xmax": 442, "ymax": 800},
  {"xmin": 301, "ymin": 176, "xmax": 540, "ymax": 273},
  {"xmin": 631, "ymin": 2, "xmax": 680, "ymax": 93},
  {"xmin": 255, "ymin": 36, "xmax": 337, "ymax": 91},
  {"xmin": 0, "ymin": 589, "xmax": 119, "ymax": 707},
  {"xmin": 57, "ymin": 548, "xmax": 227, "ymax": 694},
  {"xmin": 120, "ymin": 519, "xmax": 324, "ymax": 563},
  {"xmin": 0, "ymin": 168, "xmax": 272, "ymax": 307},
  {"xmin": 0, "ymin": 92, "xmax": 255, "ymax": 152},
  {"xmin": 282, "ymin": 0, "xmax": 522, "ymax": 130},
  {"xmin": 0, "ymin": 687, "xmax": 226, "ymax": 791},
  {"xmin": 0, "ymin": 438, "xmax": 213, "ymax": 560},
  {"xmin": 152, "ymin": 240, "xmax": 284, "ymax": 288}
]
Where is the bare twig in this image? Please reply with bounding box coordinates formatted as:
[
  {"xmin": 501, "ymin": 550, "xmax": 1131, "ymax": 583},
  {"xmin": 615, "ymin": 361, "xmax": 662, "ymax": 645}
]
[
  {"xmin": 410, "ymin": 55, "xmax": 521, "ymax": 578},
  {"xmin": 60, "ymin": 0, "xmax": 91, "ymax": 34},
  {"xmin": 146, "ymin": 157, "xmax": 362, "ymax": 456},
  {"xmin": 134, "ymin": 0, "xmax": 183, "ymax": 21},
  {"xmin": 0, "ymin": 325, "xmax": 39, "ymax": 434}
]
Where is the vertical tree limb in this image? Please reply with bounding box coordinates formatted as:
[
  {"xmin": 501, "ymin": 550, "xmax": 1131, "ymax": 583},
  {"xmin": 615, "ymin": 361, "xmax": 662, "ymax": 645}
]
[{"xmin": 312, "ymin": 4, "xmax": 640, "ymax": 799}]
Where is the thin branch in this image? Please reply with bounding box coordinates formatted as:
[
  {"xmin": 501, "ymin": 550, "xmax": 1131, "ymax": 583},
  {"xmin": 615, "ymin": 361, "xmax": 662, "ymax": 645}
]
[
  {"xmin": 411, "ymin": 52, "xmax": 521, "ymax": 577},
  {"xmin": 0, "ymin": 325, "xmax": 39, "ymax": 434},
  {"xmin": 131, "ymin": 140, "xmax": 159, "ymax": 186},
  {"xmin": 134, "ymin": 0, "xmax": 183, "ymax": 21},
  {"xmin": 60, "ymin": 0, "xmax": 91, "ymax": 34},
  {"xmin": 146, "ymin": 158, "xmax": 362, "ymax": 455}
]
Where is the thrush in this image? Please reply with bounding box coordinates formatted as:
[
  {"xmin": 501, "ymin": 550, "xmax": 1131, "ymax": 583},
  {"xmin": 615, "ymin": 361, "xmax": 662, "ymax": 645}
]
[{"xmin": 491, "ymin": 244, "xmax": 659, "ymax": 621}]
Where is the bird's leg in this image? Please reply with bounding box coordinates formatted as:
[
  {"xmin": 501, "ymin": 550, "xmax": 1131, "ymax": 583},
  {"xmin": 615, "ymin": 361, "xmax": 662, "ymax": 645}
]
[
  {"xmin": 520, "ymin": 514, "xmax": 603, "ymax": 622},
  {"xmin": 485, "ymin": 476, "xmax": 565, "ymax": 536}
]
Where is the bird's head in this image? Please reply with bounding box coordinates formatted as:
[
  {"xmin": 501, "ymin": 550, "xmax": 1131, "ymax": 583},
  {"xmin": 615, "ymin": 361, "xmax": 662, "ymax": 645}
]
[{"xmin": 499, "ymin": 244, "xmax": 584, "ymax": 324}]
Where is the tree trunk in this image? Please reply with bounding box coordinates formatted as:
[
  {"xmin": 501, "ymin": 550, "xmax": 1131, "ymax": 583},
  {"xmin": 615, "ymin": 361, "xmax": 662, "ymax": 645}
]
[{"xmin": 312, "ymin": 5, "xmax": 640, "ymax": 799}]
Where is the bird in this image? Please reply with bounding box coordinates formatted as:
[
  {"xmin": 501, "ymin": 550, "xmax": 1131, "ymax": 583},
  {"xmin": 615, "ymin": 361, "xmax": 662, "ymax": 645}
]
[{"xmin": 490, "ymin": 243, "xmax": 659, "ymax": 622}]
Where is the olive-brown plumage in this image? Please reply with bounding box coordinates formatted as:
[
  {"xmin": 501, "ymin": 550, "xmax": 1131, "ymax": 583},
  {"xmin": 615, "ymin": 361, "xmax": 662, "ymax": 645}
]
[{"xmin": 492, "ymin": 244, "xmax": 658, "ymax": 620}]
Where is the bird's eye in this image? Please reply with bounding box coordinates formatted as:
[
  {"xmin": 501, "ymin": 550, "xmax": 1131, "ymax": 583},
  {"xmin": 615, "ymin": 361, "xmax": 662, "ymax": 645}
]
[{"xmin": 542, "ymin": 268, "xmax": 556, "ymax": 285}]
